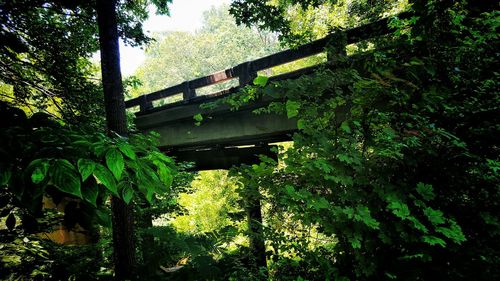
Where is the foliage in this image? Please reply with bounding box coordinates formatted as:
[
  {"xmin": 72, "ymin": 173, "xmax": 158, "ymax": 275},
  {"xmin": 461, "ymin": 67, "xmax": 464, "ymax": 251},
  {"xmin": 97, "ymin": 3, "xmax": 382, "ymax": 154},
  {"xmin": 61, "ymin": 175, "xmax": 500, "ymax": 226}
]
[
  {"xmin": 230, "ymin": 0, "xmax": 408, "ymax": 46},
  {"xmin": 0, "ymin": 0, "xmax": 172, "ymax": 124},
  {"xmin": 0, "ymin": 227, "xmax": 113, "ymax": 280},
  {"xmin": 0, "ymin": 101, "xmax": 180, "ymax": 278},
  {"xmin": 172, "ymin": 171, "xmax": 242, "ymax": 235},
  {"xmin": 217, "ymin": 2, "xmax": 499, "ymax": 280}
]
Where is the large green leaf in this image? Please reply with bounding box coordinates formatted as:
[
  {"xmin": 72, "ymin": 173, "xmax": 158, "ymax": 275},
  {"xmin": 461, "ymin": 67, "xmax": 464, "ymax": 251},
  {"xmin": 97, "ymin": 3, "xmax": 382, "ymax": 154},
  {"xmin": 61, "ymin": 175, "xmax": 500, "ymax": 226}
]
[
  {"xmin": 93, "ymin": 164, "xmax": 118, "ymax": 196},
  {"xmin": 77, "ymin": 158, "xmax": 96, "ymax": 181},
  {"xmin": 120, "ymin": 182, "xmax": 134, "ymax": 204},
  {"xmin": 118, "ymin": 142, "xmax": 136, "ymax": 160},
  {"xmin": 154, "ymin": 160, "xmax": 173, "ymax": 188},
  {"xmin": 253, "ymin": 75, "xmax": 269, "ymax": 87},
  {"xmin": 106, "ymin": 148, "xmax": 124, "ymax": 181},
  {"xmin": 49, "ymin": 159, "xmax": 82, "ymax": 198}
]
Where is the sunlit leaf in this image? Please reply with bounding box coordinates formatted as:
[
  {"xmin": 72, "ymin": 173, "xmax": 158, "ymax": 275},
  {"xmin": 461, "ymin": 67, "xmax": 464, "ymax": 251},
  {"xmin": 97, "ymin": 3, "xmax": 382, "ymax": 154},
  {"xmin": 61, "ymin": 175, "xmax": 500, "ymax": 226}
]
[
  {"xmin": 118, "ymin": 142, "xmax": 136, "ymax": 160},
  {"xmin": 253, "ymin": 75, "xmax": 269, "ymax": 87},
  {"xmin": 77, "ymin": 158, "xmax": 96, "ymax": 181},
  {"xmin": 93, "ymin": 164, "xmax": 118, "ymax": 196},
  {"xmin": 30, "ymin": 160, "xmax": 49, "ymax": 184}
]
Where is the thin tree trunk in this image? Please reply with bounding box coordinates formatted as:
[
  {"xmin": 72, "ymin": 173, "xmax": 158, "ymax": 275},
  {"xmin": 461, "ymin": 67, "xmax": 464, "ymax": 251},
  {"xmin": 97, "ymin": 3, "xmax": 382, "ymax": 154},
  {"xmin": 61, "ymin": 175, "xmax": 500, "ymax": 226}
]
[{"xmin": 96, "ymin": 0, "xmax": 136, "ymax": 280}]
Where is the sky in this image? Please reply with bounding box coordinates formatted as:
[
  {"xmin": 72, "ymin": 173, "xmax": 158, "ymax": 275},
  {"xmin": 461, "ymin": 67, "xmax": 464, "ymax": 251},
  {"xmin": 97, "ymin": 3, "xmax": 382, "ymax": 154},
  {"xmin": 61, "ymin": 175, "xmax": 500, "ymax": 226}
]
[{"xmin": 119, "ymin": 0, "xmax": 231, "ymax": 76}]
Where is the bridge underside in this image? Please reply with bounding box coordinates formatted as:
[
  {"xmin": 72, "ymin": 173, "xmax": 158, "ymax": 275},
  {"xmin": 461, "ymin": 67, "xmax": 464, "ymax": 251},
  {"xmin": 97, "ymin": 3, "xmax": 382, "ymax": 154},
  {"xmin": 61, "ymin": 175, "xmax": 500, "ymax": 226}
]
[
  {"xmin": 167, "ymin": 145, "xmax": 278, "ymax": 171},
  {"xmin": 134, "ymin": 95, "xmax": 296, "ymax": 169}
]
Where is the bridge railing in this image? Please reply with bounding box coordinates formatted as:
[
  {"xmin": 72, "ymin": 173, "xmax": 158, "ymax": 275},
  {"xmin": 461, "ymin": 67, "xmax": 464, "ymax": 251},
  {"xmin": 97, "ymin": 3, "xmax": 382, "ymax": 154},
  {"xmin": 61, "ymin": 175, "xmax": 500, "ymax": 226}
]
[{"xmin": 125, "ymin": 12, "xmax": 409, "ymax": 113}]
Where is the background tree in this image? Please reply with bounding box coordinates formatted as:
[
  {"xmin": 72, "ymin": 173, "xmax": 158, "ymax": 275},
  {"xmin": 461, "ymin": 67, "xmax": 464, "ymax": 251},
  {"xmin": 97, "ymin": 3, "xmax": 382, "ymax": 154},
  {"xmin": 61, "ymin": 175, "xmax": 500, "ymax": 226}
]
[
  {"xmin": 229, "ymin": 0, "xmax": 408, "ymax": 46},
  {"xmin": 131, "ymin": 4, "xmax": 280, "ymax": 98}
]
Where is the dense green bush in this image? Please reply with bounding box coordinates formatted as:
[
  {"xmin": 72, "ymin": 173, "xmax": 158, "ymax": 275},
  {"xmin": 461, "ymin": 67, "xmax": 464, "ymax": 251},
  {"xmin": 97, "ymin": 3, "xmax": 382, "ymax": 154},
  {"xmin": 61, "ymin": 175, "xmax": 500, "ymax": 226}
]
[{"xmin": 222, "ymin": 2, "xmax": 499, "ymax": 280}]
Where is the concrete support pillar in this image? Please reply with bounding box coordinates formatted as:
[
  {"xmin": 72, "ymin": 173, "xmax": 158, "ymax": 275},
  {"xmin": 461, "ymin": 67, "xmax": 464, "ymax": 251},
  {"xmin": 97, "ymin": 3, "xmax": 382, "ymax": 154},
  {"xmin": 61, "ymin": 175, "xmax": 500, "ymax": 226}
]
[{"xmin": 243, "ymin": 183, "xmax": 267, "ymax": 272}]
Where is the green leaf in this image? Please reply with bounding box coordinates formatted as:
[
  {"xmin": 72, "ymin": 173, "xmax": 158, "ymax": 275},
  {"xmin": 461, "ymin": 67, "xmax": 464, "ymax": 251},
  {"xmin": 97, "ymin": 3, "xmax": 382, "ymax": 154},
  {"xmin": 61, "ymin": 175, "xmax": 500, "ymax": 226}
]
[
  {"xmin": 340, "ymin": 121, "xmax": 351, "ymax": 133},
  {"xmin": 253, "ymin": 76, "xmax": 269, "ymax": 87},
  {"xmin": 106, "ymin": 148, "xmax": 124, "ymax": 181},
  {"xmin": 151, "ymin": 151, "xmax": 175, "ymax": 165},
  {"xmin": 409, "ymin": 217, "xmax": 429, "ymax": 233},
  {"xmin": 387, "ymin": 201, "xmax": 410, "ymax": 220},
  {"xmin": 436, "ymin": 220, "xmax": 466, "ymax": 243},
  {"xmin": 285, "ymin": 100, "xmax": 300, "ymax": 118},
  {"xmin": 285, "ymin": 185, "xmax": 295, "ymax": 195},
  {"xmin": 350, "ymin": 233, "xmax": 362, "ymax": 249},
  {"xmin": 193, "ymin": 113, "xmax": 203, "ymax": 122},
  {"xmin": 422, "ymin": 235, "xmax": 446, "ymax": 247},
  {"xmin": 93, "ymin": 164, "xmax": 118, "ymax": 196},
  {"xmin": 121, "ymin": 183, "xmax": 134, "ymax": 204},
  {"xmin": 82, "ymin": 180, "xmax": 99, "ymax": 207},
  {"xmin": 118, "ymin": 142, "xmax": 136, "ymax": 160},
  {"xmin": 30, "ymin": 160, "xmax": 49, "ymax": 184},
  {"xmin": 156, "ymin": 161, "xmax": 173, "ymax": 188},
  {"xmin": 193, "ymin": 113, "xmax": 203, "ymax": 126},
  {"xmin": 71, "ymin": 140, "xmax": 93, "ymax": 148},
  {"xmin": 423, "ymin": 207, "xmax": 445, "ymax": 225},
  {"xmin": 77, "ymin": 159, "xmax": 96, "ymax": 181},
  {"xmin": 355, "ymin": 205, "xmax": 380, "ymax": 229},
  {"xmin": 311, "ymin": 197, "xmax": 330, "ymax": 211},
  {"xmin": 416, "ymin": 182, "xmax": 435, "ymax": 200},
  {"xmin": 0, "ymin": 168, "xmax": 11, "ymax": 186},
  {"xmin": 50, "ymin": 159, "xmax": 82, "ymax": 198},
  {"xmin": 297, "ymin": 119, "xmax": 306, "ymax": 130}
]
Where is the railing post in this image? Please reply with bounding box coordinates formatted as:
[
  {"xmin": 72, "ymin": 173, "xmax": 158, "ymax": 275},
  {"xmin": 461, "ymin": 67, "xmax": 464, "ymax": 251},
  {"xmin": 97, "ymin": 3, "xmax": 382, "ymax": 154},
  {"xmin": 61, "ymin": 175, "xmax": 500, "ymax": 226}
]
[
  {"xmin": 238, "ymin": 62, "xmax": 257, "ymax": 86},
  {"xmin": 182, "ymin": 81, "xmax": 196, "ymax": 101},
  {"xmin": 139, "ymin": 95, "xmax": 153, "ymax": 112},
  {"xmin": 243, "ymin": 183, "xmax": 267, "ymax": 274}
]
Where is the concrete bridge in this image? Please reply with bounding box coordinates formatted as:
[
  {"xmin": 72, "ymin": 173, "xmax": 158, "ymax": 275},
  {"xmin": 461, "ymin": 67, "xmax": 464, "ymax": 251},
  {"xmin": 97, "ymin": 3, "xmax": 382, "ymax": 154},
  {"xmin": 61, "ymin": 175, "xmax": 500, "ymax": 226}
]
[{"xmin": 125, "ymin": 14, "xmax": 403, "ymax": 169}]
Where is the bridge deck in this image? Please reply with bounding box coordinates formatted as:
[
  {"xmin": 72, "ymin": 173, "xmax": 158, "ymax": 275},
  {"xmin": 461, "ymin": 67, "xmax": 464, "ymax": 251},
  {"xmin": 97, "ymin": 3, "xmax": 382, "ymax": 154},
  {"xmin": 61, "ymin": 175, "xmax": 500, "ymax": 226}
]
[{"xmin": 125, "ymin": 13, "xmax": 409, "ymax": 168}]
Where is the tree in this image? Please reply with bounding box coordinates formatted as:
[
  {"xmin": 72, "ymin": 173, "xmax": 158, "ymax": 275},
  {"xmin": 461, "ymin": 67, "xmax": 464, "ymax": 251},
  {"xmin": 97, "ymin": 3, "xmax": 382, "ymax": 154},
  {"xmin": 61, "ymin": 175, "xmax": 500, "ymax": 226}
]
[
  {"xmin": 229, "ymin": 0, "xmax": 408, "ymax": 46},
  {"xmin": 132, "ymin": 4, "xmax": 280, "ymax": 98},
  {"xmin": 0, "ymin": 0, "xmax": 171, "ymax": 124},
  {"xmin": 1, "ymin": 0, "xmax": 175, "ymax": 279},
  {"xmin": 95, "ymin": 0, "xmax": 135, "ymax": 279}
]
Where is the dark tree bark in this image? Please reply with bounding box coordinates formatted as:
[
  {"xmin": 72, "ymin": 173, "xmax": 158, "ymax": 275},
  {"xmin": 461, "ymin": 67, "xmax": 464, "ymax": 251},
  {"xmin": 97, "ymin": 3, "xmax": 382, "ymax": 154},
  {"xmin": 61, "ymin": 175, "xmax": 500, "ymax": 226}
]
[{"xmin": 96, "ymin": 0, "xmax": 136, "ymax": 280}]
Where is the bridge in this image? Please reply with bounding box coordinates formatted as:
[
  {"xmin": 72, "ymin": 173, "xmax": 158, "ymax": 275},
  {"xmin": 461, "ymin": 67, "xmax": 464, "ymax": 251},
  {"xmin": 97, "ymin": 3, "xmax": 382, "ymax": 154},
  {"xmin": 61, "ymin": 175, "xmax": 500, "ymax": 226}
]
[{"xmin": 125, "ymin": 14, "xmax": 405, "ymax": 169}]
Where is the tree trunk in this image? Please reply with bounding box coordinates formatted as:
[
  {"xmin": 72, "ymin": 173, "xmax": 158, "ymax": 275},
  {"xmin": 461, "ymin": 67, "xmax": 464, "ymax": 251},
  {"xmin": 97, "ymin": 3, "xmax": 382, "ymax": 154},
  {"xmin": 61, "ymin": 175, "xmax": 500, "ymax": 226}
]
[{"xmin": 96, "ymin": 0, "xmax": 136, "ymax": 280}]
